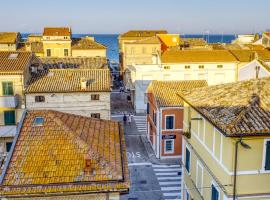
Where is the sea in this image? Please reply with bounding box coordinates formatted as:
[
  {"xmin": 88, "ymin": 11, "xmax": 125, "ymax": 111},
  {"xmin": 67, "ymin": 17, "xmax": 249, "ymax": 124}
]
[{"xmin": 21, "ymin": 34, "xmax": 236, "ymax": 64}]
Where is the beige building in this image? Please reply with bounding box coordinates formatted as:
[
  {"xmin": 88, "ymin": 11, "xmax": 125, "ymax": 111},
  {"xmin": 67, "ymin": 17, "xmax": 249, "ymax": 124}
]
[
  {"xmin": 0, "ymin": 110, "xmax": 129, "ymax": 199},
  {"xmin": 25, "ymin": 69, "xmax": 111, "ymax": 119},
  {"xmin": 0, "ymin": 32, "xmax": 21, "ymax": 51},
  {"xmin": 0, "ymin": 51, "xmax": 39, "ymax": 157},
  {"xmin": 179, "ymin": 77, "xmax": 270, "ymax": 200},
  {"xmin": 262, "ymin": 32, "xmax": 270, "ymax": 48}
]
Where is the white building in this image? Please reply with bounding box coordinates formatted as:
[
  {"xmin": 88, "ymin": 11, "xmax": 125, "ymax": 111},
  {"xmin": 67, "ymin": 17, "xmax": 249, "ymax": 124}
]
[
  {"xmin": 25, "ymin": 69, "xmax": 111, "ymax": 120},
  {"xmin": 127, "ymin": 50, "xmax": 239, "ymax": 113}
]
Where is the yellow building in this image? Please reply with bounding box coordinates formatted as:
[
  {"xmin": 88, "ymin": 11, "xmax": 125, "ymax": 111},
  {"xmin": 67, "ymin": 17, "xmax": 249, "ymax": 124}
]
[
  {"xmin": 42, "ymin": 27, "xmax": 72, "ymax": 57},
  {"xmin": 0, "ymin": 32, "xmax": 21, "ymax": 51},
  {"xmin": 179, "ymin": 77, "xmax": 270, "ymax": 200},
  {"xmin": 0, "ymin": 51, "xmax": 39, "ymax": 159}
]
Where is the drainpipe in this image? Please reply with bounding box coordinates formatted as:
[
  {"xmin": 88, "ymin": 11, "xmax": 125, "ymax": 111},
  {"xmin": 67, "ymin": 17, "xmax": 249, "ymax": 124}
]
[{"xmin": 233, "ymin": 139, "xmax": 240, "ymax": 200}]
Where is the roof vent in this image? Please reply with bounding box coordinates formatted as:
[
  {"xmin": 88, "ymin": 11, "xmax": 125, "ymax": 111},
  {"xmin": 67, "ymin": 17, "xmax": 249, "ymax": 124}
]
[
  {"xmin": 81, "ymin": 78, "xmax": 87, "ymax": 90},
  {"xmin": 8, "ymin": 53, "xmax": 19, "ymax": 59},
  {"xmin": 33, "ymin": 117, "xmax": 44, "ymax": 126}
]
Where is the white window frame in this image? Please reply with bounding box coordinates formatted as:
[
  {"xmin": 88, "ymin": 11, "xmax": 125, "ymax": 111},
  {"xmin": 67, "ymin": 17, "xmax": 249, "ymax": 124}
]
[
  {"xmin": 165, "ymin": 115, "xmax": 175, "ymax": 130},
  {"xmin": 196, "ymin": 160, "xmax": 204, "ymax": 195},
  {"xmin": 261, "ymin": 139, "xmax": 270, "ymax": 172},
  {"xmin": 211, "ymin": 181, "xmax": 220, "ymax": 200},
  {"xmin": 164, "ymin": 139, "xmax": 174, "ymax": 154}
]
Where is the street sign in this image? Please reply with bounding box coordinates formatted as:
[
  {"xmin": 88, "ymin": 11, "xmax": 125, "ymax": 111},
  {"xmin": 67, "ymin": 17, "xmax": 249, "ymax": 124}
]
[{"xmin": 162, "ymin": 135, "xmax": 176, "ymax": 139}]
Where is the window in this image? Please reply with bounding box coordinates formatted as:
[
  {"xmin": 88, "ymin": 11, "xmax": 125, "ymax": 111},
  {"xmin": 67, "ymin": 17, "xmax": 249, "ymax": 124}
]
[
  {"xmin": 46, "ymin": 49, "xmax": 51, "ymax": 57},
  {"xmin": 164, "ymin": 66, "xmax": 170, "ymax": 70},
  {"xmin": 64, "ymin": 49, "xmax": 69, "ymax": 56},
  {"xmin": 264, "ymin": 140, "xmax": 270, "ymax": 170},
  {"xmin": 46, "ymin": 37, "xmax": 50, "ymax": 40},
  {"xmin": 211, "ymin": 184, "xmax": 219, "ymax": 200},
  {"xmin": 217, "ymin": 65, "xmax": 223, "ymax": 68},
  {"xmin": 2, "ymin": 82, "xmax": 14, "ymax": 95},
  {"xmin": 185, "ymin": 191, "xmax": 190, "ymax": 200},
  {"xmin": 165, "ymin": 116, "xmax": 174, "ymax": 129},
  {"xmin": 199, "ymin": 65, "xmax": 204, "ymax": 69},
  {"xmin": 196, "ymin": 161, "xmax": 204, "ymax": 195},
  {"xmin": 4, "ymin": 110, "xmax": 15, "ymax": 125},
  {"xmin": 6, "ymin": 142, "xmax": 13, "ymax": 152},
  {"xmin": 165, "ymin": 139, "xmax": 174, "ymax": 153},
  {"xmin": 64, "ymin": 36, "xmax": 68, "ymax": 39},
  {"xmin": 185, "ymin": 146, "xmax": 190, "ymax": 173},
  {"xmin": 91, "ymin": 113, "xmax": 100, "ymax": 119},
  {"xmin": 147, "ymin": 103, "xmax": 150, "ymax": 114},
  {"xmin": 35, "ymin": 96, "xmax": 45, "ymax": 102},
  {"xmin": 153, "ymin": 110, "xmax": 156, "ymax": 125},
  {"xmin": 91, "ymin": 94, "xmax": 100, "ymax": 100},
  {"xmin": 185, "ymin": 65, "xmax": 190, "ymax": 69},
  {"xmin": 34, "ymin": 117, "xmax": 44, "ymax": 126}
]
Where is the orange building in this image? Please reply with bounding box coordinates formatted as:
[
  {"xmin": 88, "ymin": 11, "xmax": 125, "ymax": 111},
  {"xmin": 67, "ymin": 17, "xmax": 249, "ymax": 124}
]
[
  {"xmin": 157, "ymin": 34, "xmax": 180, "ymax": 51},
  {"xmin": 146, "ymin": 80, "xmax": 207, "ymax": 159}
]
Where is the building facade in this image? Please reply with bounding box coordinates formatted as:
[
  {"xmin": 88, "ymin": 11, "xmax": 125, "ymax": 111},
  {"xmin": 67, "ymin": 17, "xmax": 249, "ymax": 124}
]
[
  {"xmin": 146, "ymin": 80, "xmax": 207, "ymax": 159},
  {"xmin": 262, "ymin": 32, "xmax": 270, "ymax": 48},
  {"xmin": 0, "ymin": 32, "xmax": 21, "ymax": 51},
  {"xmin": 179, "ymin": 77, "xmax": 270, "ymax": 200},
  {"xmin": 25, "ymin": 69, "xmax": 111, "ymax": 120},
  {"xmin": 0, "ymin": 51, "xmax": 39, "ymax": 157}
]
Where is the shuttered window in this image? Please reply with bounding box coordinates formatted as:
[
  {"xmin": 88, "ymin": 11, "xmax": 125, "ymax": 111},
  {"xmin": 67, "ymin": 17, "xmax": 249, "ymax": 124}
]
[
  {"xmin": 166, "ymin": 116, "xmax": 174, "ymax": 129},
  {"xmin": 265, "ymin": 141, "xmax": 270, "ymax": 170},
  {"xmin": 2, "ymin": 82, "xmax": 14, "ymax": 95},
  {"xmin": 211, "ymin": 184, "xmax": 219, "ymax": 200},
  {"xmin": 4, "ymin": 110, "xmax": 16, "ymax": 125},
  {"xmin": 185, "ymin": 147, "xmax": 190, "ymax": 173}
]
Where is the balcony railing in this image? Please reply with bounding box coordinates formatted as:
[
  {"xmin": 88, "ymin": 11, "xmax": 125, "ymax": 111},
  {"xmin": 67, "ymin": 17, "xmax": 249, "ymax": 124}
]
[{"xmin": 0, "ymin": 95, "xmax": 18, "ymax": 108}]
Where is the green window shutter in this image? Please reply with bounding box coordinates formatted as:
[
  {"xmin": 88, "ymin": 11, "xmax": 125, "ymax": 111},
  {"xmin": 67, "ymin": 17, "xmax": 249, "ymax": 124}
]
[
  {"xmin": 265, "ymin": 141, "xmax": 270, "ymax": 170},
  {"xmin": 2, "ymin": 82, "xmax": 14, "ymax": 95},
  {"xmin": 4, "ymin": 110, "xmax": 16, "ymax": 125}
]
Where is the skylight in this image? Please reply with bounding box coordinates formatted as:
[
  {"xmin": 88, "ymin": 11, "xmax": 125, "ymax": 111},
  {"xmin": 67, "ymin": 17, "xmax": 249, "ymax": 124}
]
[{"xmin": 33, "ymin": 117, "xmax": 44, "ymax": 126}]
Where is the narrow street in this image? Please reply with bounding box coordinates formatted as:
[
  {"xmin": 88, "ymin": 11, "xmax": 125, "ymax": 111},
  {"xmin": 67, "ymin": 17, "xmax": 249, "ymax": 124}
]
[{"xmin": 111, "ymin": 91, "xmax": 182, "ymax": 200}]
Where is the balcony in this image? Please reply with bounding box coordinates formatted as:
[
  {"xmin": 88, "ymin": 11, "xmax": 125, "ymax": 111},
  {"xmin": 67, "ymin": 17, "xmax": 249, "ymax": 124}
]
[
  {"xmin": 0, "ymin": 125, "xmax": 17, "ymax": 137},
  {"xmin": 0, "ymin": 95, "xmax": 18, "ymax": 108}
]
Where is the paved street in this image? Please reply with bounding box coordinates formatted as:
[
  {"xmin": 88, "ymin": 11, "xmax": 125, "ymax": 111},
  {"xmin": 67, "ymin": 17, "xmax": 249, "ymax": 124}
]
[{"xmin": 111, "ymin": 113, "xmax": 182, "ymax": 200}]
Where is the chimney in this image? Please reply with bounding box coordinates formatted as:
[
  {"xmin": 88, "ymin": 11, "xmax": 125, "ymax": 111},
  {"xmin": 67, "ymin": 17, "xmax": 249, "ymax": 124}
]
[
  {"xmin": 80, "ymin": 78, "xmax": 87, "ymax": 90},
  {"xmin": 84, "ymin": 155, "xmax": 93, "ymax": 175}
]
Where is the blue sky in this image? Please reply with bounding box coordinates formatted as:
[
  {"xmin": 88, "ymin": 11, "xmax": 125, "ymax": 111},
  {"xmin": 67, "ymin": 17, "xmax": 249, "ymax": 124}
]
[{"xmin": 0, "ymin": 0, "xmax": 269, "ymax": 34}]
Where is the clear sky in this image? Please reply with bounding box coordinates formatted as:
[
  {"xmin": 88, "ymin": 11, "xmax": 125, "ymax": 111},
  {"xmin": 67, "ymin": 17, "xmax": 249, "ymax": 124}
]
[{"xmin": 0, "ymin": 0, "xmax": 269, "ymax": 34}]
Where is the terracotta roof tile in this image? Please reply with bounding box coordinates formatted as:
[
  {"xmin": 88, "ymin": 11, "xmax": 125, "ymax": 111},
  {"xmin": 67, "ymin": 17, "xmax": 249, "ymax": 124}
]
[
  {"xmin": 179, "ymin": 77, "xmax": 270, "ymax": 136},
  {"xmin": 43, "ymin": 27, "xmax": 71, "ymax": 37},
  {"xmin": 148, "ymin": 80, "xmax": 208, "ymax": 107},
  {"xmin": 26, "ymin": 69, "xmax": 111, "ymax": 93},
  {"xmin": 161, "ymin": 50, "xmax": 238, "ymax": 63},
  {"xmin": 72, "ymin": 38, "xmax": 106, "ymax": 50},
  {"xmin": 0, "ymin": 32, "xmax": 19, "ymax": 44},
  {"xmin": 131, "ymin": 36, "xmax": 161, "ymax": 44},
  {"xmin": 0, "ymin": 51, "xmax": 37, "ymax": 73},
  {"xmin": 120, "ymin": 30, "xmax": 167, "ymax": 38},
  {"xmin": 229, "ymin": 50, "xmax": 270, "ymax": 62},
  {"xmin": 0, "ymin": 110, "xmax": 129, "ymax": 196}
]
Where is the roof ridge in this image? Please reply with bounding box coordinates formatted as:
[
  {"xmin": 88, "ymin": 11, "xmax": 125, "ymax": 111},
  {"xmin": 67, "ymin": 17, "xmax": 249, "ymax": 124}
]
[{"xmin": 50, "ymin": 111, "xmax": 121, "ymax": 179}]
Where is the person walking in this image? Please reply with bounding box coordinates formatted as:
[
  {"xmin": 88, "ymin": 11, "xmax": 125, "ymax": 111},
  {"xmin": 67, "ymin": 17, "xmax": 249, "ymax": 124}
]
[
  {"xmin": 123, "ymin": 114, "xmax": 127, "ymax": 125},
  {"xmin": 128, "ymin": 114, "xmax": 132, "ymax": 126}
]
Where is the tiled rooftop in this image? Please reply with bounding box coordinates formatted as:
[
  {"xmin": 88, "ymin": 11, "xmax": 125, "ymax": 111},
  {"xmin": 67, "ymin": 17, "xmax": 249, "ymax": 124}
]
[
  {"xmin": 0, "ymin": 51, "xmax": 39, "ymax": 73},
  {"xmin": 72, "ymin": 38, "xmax": 107, "ymax": 49},
  {"xmin": 0, "ymin": 110, "xmax": 129, "ymax": 196},
  {"xmin": 43, "ymin": 27, "xmax": 71, "ymax": 37},
  {"xmin": 148, "ymin": 80, "xmax": 207, "ymax": 107},
  {"xmin": 179, "ymin": 77, "xmax": 270, "ymax": 136},
  {"xmin": 161, "ymin": 50, "xmax": 238, "ymax": 63},
  {"xmin": 120, "ymin": 30, "xmax": 168, "ymax": 38},
  {"xmin": 26, "ymin": 69, "xmax": 111, "ymax": 93},
  {"xmin": 180, "ymin": 38, "xmax": 207, "ymax": 46},
  {"xmin": 0, "ymin": 32, "xmax": 19, "ymax": 44},
  {"xmin": 40, "ymin": 57, "xmax": 108, "ymax": 69},
  {"xmin": 131, "ymin": 36, "xmax": 161, "ymax": 44},
  {"xmin": 229, "ymin": 50, "xmax": 270, "ymax": 62}
]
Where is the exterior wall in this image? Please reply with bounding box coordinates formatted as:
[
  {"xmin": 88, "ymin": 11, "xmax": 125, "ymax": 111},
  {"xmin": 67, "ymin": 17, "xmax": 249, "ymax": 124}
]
[
  {"xmin": 238, "ymin": 61, "xmax": 270, "ymax": 81},
  {"xmin": 262, "ymin": 33, "xmax": 270, "ymax": 48},
  {"xmin": 0, "ymin": 43, "xmax": 17, "ymax": 51},
  {"xmin": 25, "ymin": 92, "xmax": 111, "ymax": 120},
  {"xmin": 72, "ymin": 49, "xmax": 106, "ymax": 57},
  {"xmin": 161, "ymin": 108, "xmax": 183, "ymax": 158},
  {"xmin": 182, "ymin": 104, "xmax": 270, "ymax": 199},
  {"xmin": 131, "ymin": 62, "xmax": 237, "ymax": 113},
  {"xmin": 42, "ymin": 40, "xmax": 71, "ymax": 57}
]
